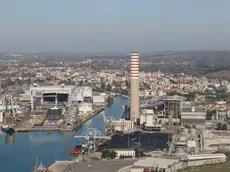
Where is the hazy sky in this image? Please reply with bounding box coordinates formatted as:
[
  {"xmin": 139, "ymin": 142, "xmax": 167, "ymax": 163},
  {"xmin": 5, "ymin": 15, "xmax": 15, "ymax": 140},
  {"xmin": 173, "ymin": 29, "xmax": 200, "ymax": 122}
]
[{"xmin": 0, "ymin": 0, "xmax": 230, "ymax": 53}]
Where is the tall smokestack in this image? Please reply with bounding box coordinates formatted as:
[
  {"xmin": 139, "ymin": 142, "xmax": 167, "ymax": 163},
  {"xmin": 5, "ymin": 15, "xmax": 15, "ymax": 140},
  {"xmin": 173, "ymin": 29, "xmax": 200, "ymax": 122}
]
[{"xmin": 130, "ymin": 52, "xmax": 139, "ymax": 121}]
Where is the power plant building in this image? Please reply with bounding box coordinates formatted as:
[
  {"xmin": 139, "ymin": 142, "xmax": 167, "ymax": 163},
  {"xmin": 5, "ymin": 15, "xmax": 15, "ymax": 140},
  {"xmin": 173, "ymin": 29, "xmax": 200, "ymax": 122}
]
[
  {"xmin": 181, "ymin": 102, "xmax": 206, "ymax": 128},
  {"xmin": 130, "ymin": 52, "xmax": 140, "ymax": 121},
  {"xmin": 164, "ymin": 96, "xmax": 182, "ymax": 119}
]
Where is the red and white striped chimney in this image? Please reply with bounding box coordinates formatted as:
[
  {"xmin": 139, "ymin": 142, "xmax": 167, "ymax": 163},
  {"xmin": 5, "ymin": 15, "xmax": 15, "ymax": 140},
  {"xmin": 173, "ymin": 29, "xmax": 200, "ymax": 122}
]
[
  {"xmin": 130, "ymin": 52, "xmax": 139, "ymax": 79},
  {"xmin": 130, "ymin": 52, "xmax": 139, "ymax": 121}
]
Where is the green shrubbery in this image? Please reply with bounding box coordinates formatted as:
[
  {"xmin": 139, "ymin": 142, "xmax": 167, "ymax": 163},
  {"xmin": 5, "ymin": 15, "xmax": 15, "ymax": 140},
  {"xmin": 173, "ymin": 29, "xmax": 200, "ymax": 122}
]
[{"xmin": 102, "ymin": 150, "xmax": 117, "ymax": 159}]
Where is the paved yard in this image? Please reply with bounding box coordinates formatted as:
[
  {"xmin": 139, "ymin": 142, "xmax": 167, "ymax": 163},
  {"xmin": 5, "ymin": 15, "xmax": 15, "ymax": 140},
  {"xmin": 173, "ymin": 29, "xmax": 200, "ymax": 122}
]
[{"xmin": 49, "ymin": 159, "xmax": 136, "ymax": 172}]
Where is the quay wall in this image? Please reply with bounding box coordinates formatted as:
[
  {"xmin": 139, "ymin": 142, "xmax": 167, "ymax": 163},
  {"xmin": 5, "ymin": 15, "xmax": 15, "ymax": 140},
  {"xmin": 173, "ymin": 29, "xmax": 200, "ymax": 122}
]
[
  {"xmin": 75, "ymin": 107, "xmax": 104, "ymax": 130},
  {"xmin": 15, "ymin": 107, "xmax": 105, "ymax": 132}
]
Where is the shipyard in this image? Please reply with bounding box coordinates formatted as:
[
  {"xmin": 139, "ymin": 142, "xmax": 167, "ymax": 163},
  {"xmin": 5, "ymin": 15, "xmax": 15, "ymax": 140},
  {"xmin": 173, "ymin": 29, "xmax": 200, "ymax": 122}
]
[{"xmin": 0, "ymin": 84, "xmax": 111, "ymax": 133}]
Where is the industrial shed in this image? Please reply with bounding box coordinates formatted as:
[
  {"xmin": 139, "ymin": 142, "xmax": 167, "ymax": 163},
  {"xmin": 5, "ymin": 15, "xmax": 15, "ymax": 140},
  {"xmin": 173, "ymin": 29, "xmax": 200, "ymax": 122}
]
[
  {"xmin": 185, "ymin": 153, "xmax": 226, "ymax": 166},
  {"xmin": 131, "ymin": 157, "xmax": 183, "ymax": 172}
]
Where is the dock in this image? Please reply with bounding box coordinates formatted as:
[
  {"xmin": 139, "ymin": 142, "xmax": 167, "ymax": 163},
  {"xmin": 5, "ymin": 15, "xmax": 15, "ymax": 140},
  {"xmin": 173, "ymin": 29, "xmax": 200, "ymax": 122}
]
[
  {"xmin": 14, "ymin": 107, "xmax": 105, "ymax": 132},
  {"xmin": 75, "ymin": 107, "xmax": 105, "ymax": 130}
]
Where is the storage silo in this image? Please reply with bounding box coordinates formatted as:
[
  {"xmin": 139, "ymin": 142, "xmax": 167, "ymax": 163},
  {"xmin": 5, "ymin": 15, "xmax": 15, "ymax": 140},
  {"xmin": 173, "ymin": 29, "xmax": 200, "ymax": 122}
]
[
  {"xmin": 140, "ymin": 115, "xmax": 146, "ymax": 125},
  {"xmin": 145, "ymin": 115, "xmax": 154, "ymax": 127}
]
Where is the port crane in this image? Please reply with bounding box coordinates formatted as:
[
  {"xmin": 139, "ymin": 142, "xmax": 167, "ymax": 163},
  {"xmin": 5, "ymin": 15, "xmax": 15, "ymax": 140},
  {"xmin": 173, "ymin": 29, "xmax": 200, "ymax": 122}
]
[
  {"xmin": 74, "ymin": 128, "xmax": 110, "ymax": 140},
  {"xmin": 74, "ymin": 128, "xmax": 110, "ymax": 153},
  {"xmin": 10, "ymin": 96, "xmax": 16, "ymax": 117}
]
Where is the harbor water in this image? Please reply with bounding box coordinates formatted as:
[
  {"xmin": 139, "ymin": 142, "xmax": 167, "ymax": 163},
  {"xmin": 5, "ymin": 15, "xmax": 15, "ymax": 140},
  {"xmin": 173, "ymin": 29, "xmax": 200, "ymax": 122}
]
[{"xmin": 0, "ymin": 96, "xmax": 168, "ymax": 172}]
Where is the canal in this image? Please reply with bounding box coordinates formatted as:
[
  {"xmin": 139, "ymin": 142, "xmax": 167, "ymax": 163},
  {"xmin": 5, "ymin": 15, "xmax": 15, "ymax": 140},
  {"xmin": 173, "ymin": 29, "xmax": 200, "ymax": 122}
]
[{"xmin": 0, "ymin": 96, "xmax": 130, "ymax": 172}]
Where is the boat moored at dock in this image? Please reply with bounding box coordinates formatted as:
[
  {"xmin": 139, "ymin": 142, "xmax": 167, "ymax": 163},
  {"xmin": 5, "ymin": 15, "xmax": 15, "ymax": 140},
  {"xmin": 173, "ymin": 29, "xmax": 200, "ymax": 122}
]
[{"xmin": 1, "ymin": 124, "xmax": 16, "ymax": 134}]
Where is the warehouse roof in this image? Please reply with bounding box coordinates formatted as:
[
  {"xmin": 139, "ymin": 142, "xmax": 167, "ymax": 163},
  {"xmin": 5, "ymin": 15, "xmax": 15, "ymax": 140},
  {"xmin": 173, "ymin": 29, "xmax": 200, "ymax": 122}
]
[
  {"xmin": 133, "ymin": 157, "xmax": 180, "ymax": 169},
  {"xmin": 186, "ymin": 153, "xmax": 226, "ymax": 160},
  {"xmin": 30, "ymin": 85, "xmax": 74, "ymax": 91}
]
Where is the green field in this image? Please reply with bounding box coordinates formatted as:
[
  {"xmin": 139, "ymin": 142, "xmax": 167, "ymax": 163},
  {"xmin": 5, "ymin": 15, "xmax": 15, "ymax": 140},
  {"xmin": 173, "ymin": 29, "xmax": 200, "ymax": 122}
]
[{"xmin": 181, "ymin": 161, "xmax": 230, "ymax": 172}]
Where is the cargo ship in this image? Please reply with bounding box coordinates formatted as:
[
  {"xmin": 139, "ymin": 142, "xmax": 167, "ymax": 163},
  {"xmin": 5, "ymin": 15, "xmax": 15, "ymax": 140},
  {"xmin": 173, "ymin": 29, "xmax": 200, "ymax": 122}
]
[{"xmin": 1, "ymin": 125, "xmax": 15, "ymax": 134}]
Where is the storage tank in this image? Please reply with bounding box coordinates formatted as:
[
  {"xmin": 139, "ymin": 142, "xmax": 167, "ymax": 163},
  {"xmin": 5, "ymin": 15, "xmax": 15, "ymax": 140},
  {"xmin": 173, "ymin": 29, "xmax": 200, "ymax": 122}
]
[
  {"xmin": 191, "ymin": 128, "xmax": 196, "ymax": 137},
  {"xmin": 179, "ymin": 136, "xmax": 187, "ymax": 142},
  {"xmin": 175, "ymin": 136, "xmax": 187, "ymax": 146},
  {"xmin": 7, "ymin": 105, "xmax": 12, "ymax": 110},
  {"xmin": 187, "ymin": 140, "xmax": 196, "ymax": 148},
  {"xmin": 184, "ymin": 128, "xmax": 189, "ymax": 135},
  {"xmin": 145, "ymin": 109, "xmax": 154, "ymax": 114},
  {"xmin": 195, "ymin": 141, "xmax": 200, "ymax": 149},
  {"xmin": 140, "ymin": 115, "xmax": 146, "ymax": 125},
  {"xmin": 145, "ymin": 115, "xmax": 153, "ymax": 127},
  {"xmin": 175, "ymin": 147, "xmax": 187, "ymax": 154},
  {"xmin": 175, "ymin": 141, "xmax": 187, "ymax": 146}
]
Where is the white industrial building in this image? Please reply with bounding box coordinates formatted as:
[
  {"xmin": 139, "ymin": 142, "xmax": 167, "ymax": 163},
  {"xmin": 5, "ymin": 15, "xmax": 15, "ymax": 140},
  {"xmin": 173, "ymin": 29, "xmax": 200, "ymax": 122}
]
[
  {"xmin": 140, "ymin": 109, "xmax": 154, "ymax": 125},
  {"xmin": 78, "ymin": 102, "xmax": 93, "ymax": 114},
  {"xmin": 30, "ymin": 84, "xmax": 75, "ymax": 111},
  {"xmin": 19, "ymin": 93, "xmax": 31, "ymax": 102},
  {"xmin": 124, "ymin": 120, "xmax": 135, "ymax": 131},
  {"xmin": 128, "ymin": 154, "xmax": 226, "ymax": 172},
  {"xmin": 73, "ymin": 86, "xmax": 93, "ymax": 103},
  {"xmin": 30, "ymin": 84, "xmax": 74, "ymax": 97},
  {"xmin": 112, "ymin": 149, "xmax": 135, "ymax": 159},
  {"xmin": 181, "ymin": 102, "xmax": 206, "ymax": 128},
  {"xmin": 131, "ymin": 157, "xmax": 181, "ymax": 172},
  {"xmin": 93, "ymin": 95, "xmax": 105, "ymax": 105},
  {"xmin": 185, "ymin": 154, "xmax": 226, "ymax": 166},
  {"xmin": 110, "ymin": 119, "xmax": 135, "ymax": 132},
  {"xmin": 75, "ymin": 88, "xmax": 84, "ymax": 103},
  {"xmin": 82, "ymin": 86, "xmax": 92, "ymax": 98}
]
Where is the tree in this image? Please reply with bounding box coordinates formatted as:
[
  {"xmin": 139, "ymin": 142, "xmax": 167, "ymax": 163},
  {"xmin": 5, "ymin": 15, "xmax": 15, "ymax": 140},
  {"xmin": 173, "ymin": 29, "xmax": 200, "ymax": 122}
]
[
  {"xmin": 216, "ymin": 122, "xmax": 227, "ymax": 130},
  {"xmin": 102, "ymin": 150, "xmax": 117, "ymax": 159},
  {"xmin": 110, "ymin": 151, "xmax": 117, "ymax": 159},
  {"xmin": 206, "ymin": 110, "xmax": 216, "ymax": 120},
  {"xmin": 217, "ymin": 122, "xmax": 222, "ymax": 130},
  {"xmin": 79, "ymin": 80, "xmax": 83, "ymax": 86},
  {"xmin": 106, "ymin": 83, "xmax": 112, "ymax": 91},
  {"xmin": 222, "ymin": 124, "xmax": 227, "ymax": 130},
  {"xmin": 102, "ymin": 150, "xmax": 110, "ymax": 158},
  {"xmin": 185, "ymin": 92, "xmax": 196, "ymax": 101}
]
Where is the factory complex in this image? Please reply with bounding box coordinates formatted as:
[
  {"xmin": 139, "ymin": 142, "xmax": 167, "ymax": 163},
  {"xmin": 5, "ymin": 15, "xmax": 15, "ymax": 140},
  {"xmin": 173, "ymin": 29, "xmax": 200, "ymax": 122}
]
[
  {"xmin": 1, "ymin": 52, "xmax": 230, "ymax": 172},
  {"xmin": 48, "ymin": 153, "xmax": 227, "ymax": 172},
  {"xmin": 0, "ymin": 84, "xmax": 108, "ymax": 132}
]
